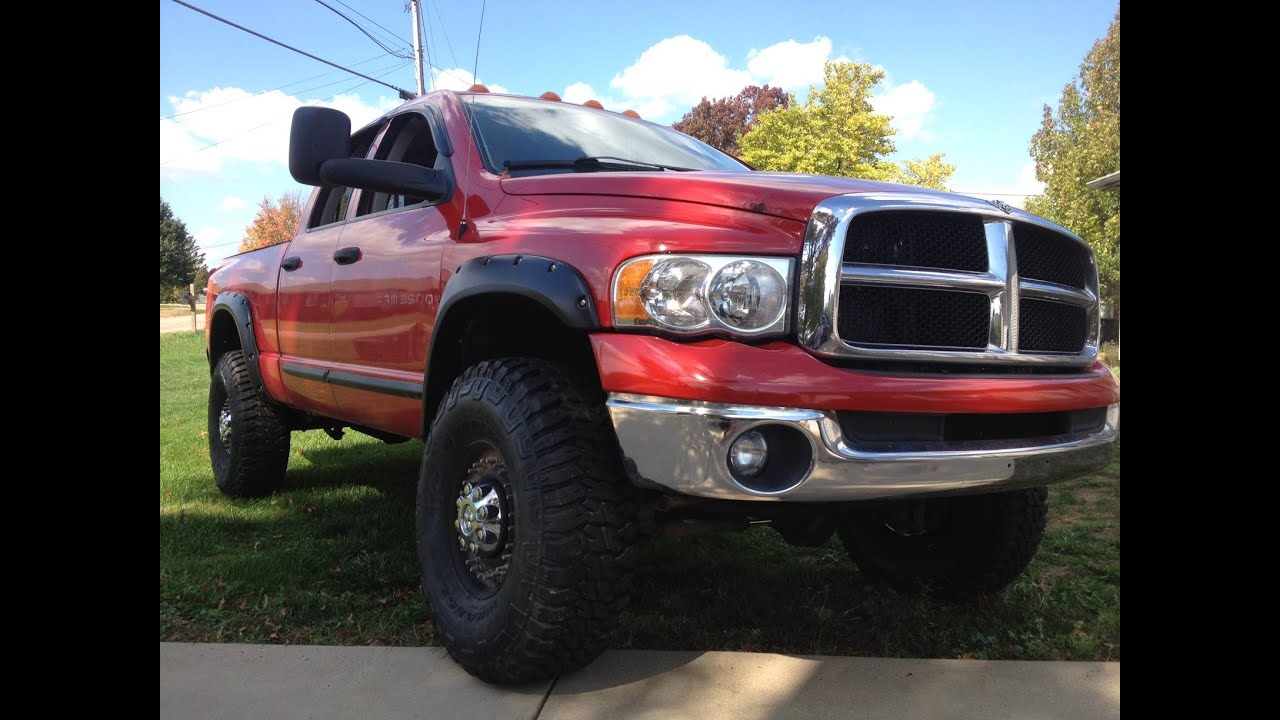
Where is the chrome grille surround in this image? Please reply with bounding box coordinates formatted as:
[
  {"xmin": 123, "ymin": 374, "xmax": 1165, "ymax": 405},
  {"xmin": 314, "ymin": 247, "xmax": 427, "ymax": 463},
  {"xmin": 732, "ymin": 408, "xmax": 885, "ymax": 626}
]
[{"xmin": 797, "ymin": 193, "xmax": 1100, "ymax": 366}]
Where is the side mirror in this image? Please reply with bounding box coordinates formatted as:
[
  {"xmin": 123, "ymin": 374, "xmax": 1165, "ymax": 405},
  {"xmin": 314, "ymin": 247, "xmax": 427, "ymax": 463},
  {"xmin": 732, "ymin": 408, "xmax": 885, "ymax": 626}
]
[
  {"xmin": 319, "ymin": 159, "xmax": 450, "ymax": 203},
  {"xmin": 289, "ymin": 107, "xmax": 351, "ymax": 186}
]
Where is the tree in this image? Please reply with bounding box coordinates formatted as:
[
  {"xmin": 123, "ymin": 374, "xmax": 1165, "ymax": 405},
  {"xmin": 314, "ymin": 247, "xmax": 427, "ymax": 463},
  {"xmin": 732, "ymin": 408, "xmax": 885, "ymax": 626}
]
[
  {"xmin": 739, "ymin": 61, "xmax": 898, "ymax": 179},
  {"xmin": 672, "ymin": 85, "xmax": 790, "ymax": 155},
  {"xmin": 889, "ymin": 153, "xmax": 956, "ymax": 190},
  {"xmin": 160, "ymin": 198, "xmax": 204, "ymax": 301},
  {"xmin": 240, "ymin": 191, "xmax": 304, "ymax": 253},
  {"xmin": 1026, "ymin": 7, "xmax": 1120, "ymax": 312}
]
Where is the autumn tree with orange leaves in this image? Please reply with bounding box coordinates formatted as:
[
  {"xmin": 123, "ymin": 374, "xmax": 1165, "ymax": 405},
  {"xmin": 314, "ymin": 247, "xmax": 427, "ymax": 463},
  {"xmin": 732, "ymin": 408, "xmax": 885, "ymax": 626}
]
[{"xmin": 239, "ymin": 191, "xmax": 303, "ymax": 252}]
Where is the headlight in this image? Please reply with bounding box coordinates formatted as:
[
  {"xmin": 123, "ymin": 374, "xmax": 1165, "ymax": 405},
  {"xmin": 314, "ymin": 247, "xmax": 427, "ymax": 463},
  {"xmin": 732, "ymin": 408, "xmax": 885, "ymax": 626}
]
[{"xmin": 613, "ymin": 254, "xmax": 793, "ymax": 336}]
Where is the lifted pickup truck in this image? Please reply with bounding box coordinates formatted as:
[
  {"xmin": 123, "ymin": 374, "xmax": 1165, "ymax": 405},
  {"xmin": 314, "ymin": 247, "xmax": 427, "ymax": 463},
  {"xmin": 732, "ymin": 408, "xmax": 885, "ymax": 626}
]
[{"xmin": 205, "ymin": 88, "xmax": 1119, "ymax": 683}]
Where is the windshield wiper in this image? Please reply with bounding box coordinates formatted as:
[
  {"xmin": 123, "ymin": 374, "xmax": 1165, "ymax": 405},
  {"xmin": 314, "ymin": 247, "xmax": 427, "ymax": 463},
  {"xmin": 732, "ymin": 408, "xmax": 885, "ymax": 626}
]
[{"xmin": 503, "ymin": 156, "xmax": 697, "ymax": 173}]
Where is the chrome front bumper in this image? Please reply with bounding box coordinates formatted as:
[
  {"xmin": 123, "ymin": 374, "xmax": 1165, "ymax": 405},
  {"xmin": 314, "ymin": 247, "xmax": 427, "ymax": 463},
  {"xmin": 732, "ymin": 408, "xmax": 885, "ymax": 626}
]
[{"xmin": 606, "ymin": 393, "xmax": 1119, "ymax": 502}]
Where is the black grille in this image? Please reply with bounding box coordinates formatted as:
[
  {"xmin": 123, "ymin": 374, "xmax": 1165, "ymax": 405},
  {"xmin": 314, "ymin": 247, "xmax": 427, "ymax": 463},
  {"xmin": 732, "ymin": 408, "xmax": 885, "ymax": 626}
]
[
  {"xmin": 844, "ymin": 211, "xmax": 987, "ymax": 271},
  {"xmin": 1019, "ymin": 299, "xmax": 1088, "ymax": 352},
  {"xmin": 837, "ymin": 407, "xmax": 1107, "ymax": 450},
  {"xmin": 1015, "ymin": 223, "xmax": 1090, "ymax": 289},
  {"xmin": 838, "ymin": 286, "xmax": 988, "ymax": 348}
]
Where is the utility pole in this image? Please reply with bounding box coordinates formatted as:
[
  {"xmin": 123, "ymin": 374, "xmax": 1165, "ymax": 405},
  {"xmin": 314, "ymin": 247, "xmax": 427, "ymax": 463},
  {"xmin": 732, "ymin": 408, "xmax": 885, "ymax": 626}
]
[{"xmin": 409, "ymin": 0, "xmax": 426, "ymax": 96}]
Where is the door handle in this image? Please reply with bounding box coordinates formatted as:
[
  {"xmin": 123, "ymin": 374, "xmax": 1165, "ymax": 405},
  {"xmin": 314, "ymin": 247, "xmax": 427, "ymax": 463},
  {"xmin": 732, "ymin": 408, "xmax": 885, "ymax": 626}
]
[
  {"xmin": 333, "ymin": 247, "xmax": 363, "ymax": 265},
  {"xmin": 280, "ymin": 256, "xmax": 302, "ymax": 271}
]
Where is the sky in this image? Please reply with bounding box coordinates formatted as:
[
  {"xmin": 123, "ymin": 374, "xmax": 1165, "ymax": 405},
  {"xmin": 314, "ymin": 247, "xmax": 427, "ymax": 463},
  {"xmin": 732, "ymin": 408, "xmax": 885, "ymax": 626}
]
[{"xmin": 160, "ymin": 0, "xmax": 1118, "ymax": 268}]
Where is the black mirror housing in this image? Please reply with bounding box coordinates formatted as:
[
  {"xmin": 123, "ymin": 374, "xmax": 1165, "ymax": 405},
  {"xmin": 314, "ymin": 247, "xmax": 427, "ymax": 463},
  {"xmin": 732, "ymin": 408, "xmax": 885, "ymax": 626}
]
[
  {"xmin": 290, "ymin": 107, "xmax": 351, "ymax": 186},
  {"xmin": 319, "ymin": 159, "xmax": 450, "ymax": 203}
]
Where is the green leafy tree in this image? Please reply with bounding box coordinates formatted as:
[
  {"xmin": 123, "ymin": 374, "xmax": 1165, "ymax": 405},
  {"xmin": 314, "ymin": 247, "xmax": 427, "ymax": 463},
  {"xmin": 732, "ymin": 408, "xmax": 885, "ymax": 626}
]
[
  {"xmin": 737, "ymin": 61, "xmax": 956, "ymax": 189},
  {"xmin": 890, "ymin": 153, "xmax": 956, "ymax": 190},
  {"xmin": 1026, "ymin": 7, "xmax": 1120, "ymax": 312},
  {"xmin": 740, "ymin": 61, "xmax": 897, "ymax": 179},
  {"xmin": 160, "ymin": 198, "xmax": 204, "ymax": 301},
  {"xmin": 672, "ymin": 85, "xmax": 790, "ymax": 155}
]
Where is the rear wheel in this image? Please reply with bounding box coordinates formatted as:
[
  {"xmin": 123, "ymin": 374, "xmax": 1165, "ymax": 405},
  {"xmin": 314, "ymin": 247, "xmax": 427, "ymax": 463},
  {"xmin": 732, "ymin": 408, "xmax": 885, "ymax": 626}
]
[
  {"xmin": 417, "ymin": 358, "xmax": 639, "ymax": 684},
  {"xmin": 208, "ymin": 350, "xmax": 290, "ymax": 498},
  {"xmin": 838, "ymin": 487, "xmax": 1048, "ymax": 600}
]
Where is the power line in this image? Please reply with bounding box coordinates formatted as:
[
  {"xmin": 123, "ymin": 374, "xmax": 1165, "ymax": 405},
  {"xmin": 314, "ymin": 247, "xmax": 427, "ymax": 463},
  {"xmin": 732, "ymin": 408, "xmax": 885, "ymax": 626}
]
[
  {"xmin": 333, "ymin": 0, "xmax": 410, "ymax": 46},
  {"xmin": 430, "ymin": 0, "xmax": 459, "ymax": 69},
  {"xmin": 160, "ymin": 64, "xmax": 406, "ymax": 168},
  {"xmin": 160, "ymin": 52, "xmax": 395, "ymax": 120},
  {"xmin": 169, "ymin": 0, "xmax": 416, "ymax": 100},
  {"xmin": 312, "ymin": 0, "xmax": 411, "ymax": 59}
]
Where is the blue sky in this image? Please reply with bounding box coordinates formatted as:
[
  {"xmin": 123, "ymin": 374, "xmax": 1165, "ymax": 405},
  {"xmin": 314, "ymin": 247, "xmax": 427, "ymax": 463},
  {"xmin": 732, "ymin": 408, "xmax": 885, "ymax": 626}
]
[{"xmin": 160, "ymin": 0, "xmax": 1118, "ymax": 267}]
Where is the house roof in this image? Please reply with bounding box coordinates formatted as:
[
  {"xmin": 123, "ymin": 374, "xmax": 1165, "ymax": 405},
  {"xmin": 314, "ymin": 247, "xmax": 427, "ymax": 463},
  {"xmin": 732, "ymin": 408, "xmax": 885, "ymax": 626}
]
[{"xmin": 1086, "ymin": 171, "xmax": 1120, "ymax": 190}]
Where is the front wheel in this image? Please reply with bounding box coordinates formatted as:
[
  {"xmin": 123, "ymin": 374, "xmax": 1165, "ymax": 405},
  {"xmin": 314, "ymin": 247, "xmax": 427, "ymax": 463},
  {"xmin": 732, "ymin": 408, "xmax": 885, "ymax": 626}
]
[
  {"xmin": 417, "ymin": 358, "xmax": 639, "ymax": 684},
  {"xmin": 838, "ymin": 487, "xmax": 1048, "ymax": 600}
]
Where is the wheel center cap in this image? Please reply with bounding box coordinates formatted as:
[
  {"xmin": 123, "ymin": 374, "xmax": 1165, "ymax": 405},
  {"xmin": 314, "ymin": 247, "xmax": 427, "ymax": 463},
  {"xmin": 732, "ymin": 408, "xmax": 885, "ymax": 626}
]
[
  {"xmin": 455, "ymin": 477, "xmax": 505, "ymax": 554},
  {"xmin": 218, "ymin": 404, "xmax": 233, "ymax": 449}
]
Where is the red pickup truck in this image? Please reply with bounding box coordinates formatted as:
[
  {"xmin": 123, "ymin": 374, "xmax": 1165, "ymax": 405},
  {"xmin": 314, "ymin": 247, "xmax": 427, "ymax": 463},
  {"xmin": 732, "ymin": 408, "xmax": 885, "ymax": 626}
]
[{"xmin": 205, "ymin": 88, "xmax": 1119, "ymax": 683}]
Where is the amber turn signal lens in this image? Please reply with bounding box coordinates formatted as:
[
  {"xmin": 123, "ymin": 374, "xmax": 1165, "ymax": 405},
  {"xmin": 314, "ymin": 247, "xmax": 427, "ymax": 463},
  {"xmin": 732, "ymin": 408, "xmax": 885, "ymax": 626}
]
[{"xmin": 613, "ymin": 259, "xmax": 654, "ymax": 323}]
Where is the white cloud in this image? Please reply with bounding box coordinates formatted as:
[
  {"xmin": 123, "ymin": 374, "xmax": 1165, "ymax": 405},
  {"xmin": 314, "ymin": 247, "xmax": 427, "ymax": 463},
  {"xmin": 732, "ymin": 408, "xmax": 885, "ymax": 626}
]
[
  {"xmin": 747, "ymin": 37, "xmax": 832, "ymax": 90},
  {"xmin": 871, "ymin": 80, "xmax": 937, "ymax": 140},
  {"xmin": 562, "ymin": 82, "xmax": 606, "ymax": 105},
  {"xmin": 610, "ymin": 35, "xmax": 754, "ymax": 117},
  {"xmin": 217, "ymin": 196, "xmax": 245, "ymax": 212},
  {"xmin": 429, "ymin": 67, "xmax": 508, "ymax": 94},
  {"xmin": 160, "ymin": 87, "xmax": 397, "ymax": 179},
  {"xmin": 595, "ymin": 34, "xmax": 937, "ymax": 134}
]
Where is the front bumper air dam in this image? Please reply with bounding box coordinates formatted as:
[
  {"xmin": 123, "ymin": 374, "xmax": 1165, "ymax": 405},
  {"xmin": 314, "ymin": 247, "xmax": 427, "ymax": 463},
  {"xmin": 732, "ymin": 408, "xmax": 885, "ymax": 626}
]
[{"xmin": 605, "ymin": 394, "xmax": 1119, "ymax": 502}]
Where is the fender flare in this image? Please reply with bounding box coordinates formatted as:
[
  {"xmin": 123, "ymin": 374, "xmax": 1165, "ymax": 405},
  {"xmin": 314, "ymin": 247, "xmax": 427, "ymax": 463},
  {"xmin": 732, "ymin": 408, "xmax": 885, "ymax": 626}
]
[
  {"xmin": 422, "ymin": 254, "xmax": 600, "ymax": 430},
  {"xmin": 437, "ymin": 254, "xmax": 599, "ymax": 331},
  {"xmin": 207, "ymin": 290, "xmax": 267, "ymax": 394}
]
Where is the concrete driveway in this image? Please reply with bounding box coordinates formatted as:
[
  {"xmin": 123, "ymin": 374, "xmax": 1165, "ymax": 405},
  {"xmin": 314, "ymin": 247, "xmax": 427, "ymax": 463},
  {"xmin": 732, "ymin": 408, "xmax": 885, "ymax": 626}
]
[{"xmin": 160, "ymin": 643, "xmax": 1119, "ymax": 720}]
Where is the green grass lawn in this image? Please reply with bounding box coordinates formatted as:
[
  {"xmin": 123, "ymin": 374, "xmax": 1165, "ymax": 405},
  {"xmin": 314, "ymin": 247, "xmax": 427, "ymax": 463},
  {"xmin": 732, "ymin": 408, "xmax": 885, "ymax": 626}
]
[{"xmin": 161, "ymin": 332, "xmax": 1119, "ymax": 659}]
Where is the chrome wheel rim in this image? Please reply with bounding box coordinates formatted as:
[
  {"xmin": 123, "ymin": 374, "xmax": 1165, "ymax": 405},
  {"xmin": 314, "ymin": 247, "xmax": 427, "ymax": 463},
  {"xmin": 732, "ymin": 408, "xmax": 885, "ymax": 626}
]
[
  {"xmin": 454, "ymin": 448, "xmax": 512, "ymax": 589},
  {"xmin": 218, "ymin": 400, "xmax": 233, "ymax": 451}
]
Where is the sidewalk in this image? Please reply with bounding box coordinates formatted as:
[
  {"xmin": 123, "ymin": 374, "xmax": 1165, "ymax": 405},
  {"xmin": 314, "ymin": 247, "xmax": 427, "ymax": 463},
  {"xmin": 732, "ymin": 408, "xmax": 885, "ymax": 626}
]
[{"xmin": 160, "ymin": 643, "xmax": 1118, "ymax": 720}]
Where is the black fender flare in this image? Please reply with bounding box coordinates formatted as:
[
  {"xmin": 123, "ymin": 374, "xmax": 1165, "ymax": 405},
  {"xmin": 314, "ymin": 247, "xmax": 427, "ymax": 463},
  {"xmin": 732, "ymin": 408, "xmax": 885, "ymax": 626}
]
[
  {"xmin": 437, "ymin": 254, "xmax": 599, "ymax": 331},
  {"xmin": 422, "ymin": 255, "xmax": 600, "ymax": 430},
  {"xmin": 207, "ymin": 290, "xmax": 267, "ymax": 394}
]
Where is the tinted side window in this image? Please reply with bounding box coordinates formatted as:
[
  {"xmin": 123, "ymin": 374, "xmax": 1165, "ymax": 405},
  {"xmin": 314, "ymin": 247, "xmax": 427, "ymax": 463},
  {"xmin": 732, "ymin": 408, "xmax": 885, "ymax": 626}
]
[
  {"xmin": 306, "ymin": 129, "xmax": 377, "ymax": 229},
  {"xmin": 358, "ymin": 113, "xmax": 439, "ymax": 217}
]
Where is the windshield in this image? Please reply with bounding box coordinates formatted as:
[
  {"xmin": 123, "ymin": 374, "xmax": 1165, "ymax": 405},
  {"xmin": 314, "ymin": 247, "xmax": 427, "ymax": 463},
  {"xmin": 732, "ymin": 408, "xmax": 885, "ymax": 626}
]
[{"xmin": 462, "ymin": 94, "xmax": 749, "ymax": 176}]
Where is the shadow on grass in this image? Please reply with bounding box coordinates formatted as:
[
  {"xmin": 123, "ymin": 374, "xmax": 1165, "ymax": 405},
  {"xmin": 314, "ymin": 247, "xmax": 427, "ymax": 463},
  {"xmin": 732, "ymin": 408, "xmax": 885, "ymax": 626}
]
[
  {"xmin": 163, "ymin": 438, "xmax": 1117, "ymax": 659},
  {"xmin": 282, "ymin": 437, "xmax": 423, "ymax": 502}
]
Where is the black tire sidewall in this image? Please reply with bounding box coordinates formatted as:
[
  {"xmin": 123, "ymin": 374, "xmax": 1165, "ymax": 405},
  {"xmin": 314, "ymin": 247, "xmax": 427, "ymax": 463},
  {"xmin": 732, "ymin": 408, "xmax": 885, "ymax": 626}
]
[
  {"xmin": 841, "ymin": 487, "xmax": 1048, "ymax": 599},
  {"xmin": 208, "ymin": 354, "xmax": 240, "ymax": 491},
  {"xmin": 207, "ymin": 350, "xmax": 288, "ymax": 498},
  {"xmin": 415, "ymin": 358, "xmax": 638, "ymax": 683},
  {"xmin": 418, "ymin": 399, "xmax": 531, "ymax": 643}
]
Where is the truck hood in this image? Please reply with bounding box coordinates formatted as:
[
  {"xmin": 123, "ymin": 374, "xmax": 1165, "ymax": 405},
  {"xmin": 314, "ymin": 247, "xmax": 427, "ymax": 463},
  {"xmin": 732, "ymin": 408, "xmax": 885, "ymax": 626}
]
[{"xmin": 499, "ymin": 171, "xmax": 959, "ymax": 223}]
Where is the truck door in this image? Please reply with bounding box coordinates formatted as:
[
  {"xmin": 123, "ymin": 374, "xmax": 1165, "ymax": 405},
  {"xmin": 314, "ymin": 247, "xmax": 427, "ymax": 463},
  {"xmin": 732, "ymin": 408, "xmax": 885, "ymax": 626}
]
[
  {"xmin": 275, "ymin": 127, "xmax": 379, "ymax": 417},
  {"xmin": 327, "ymin": 109, "xmax": 455, "ymax": 437}
]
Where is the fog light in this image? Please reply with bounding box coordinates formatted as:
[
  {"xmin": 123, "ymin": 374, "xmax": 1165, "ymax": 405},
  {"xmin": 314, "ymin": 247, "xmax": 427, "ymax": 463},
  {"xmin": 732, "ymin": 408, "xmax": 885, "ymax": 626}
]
[{"xmin": 729, "ymin": 430, "xmax": 769, "ymax": 477}]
